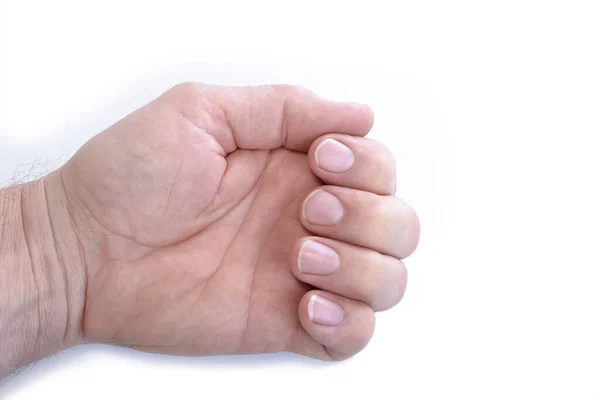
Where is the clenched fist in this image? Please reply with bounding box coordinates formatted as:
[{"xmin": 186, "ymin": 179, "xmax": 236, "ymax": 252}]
[{"xmin": 0, "ymin": 83, "xmax": 419, "ymax": 376}]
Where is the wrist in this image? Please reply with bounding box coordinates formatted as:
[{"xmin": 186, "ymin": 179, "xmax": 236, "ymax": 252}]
[{"xmin": 0, "ymin": 171, "xmax": 86, "ymax": 377}]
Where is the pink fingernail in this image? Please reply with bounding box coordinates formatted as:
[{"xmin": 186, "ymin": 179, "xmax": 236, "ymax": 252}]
[
  {"xmin": 315, "ymin": 139, "xmax": 355, "ymax": 173},
  {"xmin": 302, "ymin": 190, "xmax": 344, "ymax": 226},
  {"xmin": 308, "ymin": 294, "xmax": 344, "ymax": 326},
  {"xmin": 298, "ymin": 240, "xmax": 340, "ymax": 275}
]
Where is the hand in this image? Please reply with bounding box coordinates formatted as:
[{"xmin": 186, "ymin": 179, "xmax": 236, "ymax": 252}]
[{"xmin": 59, "ymin": 83, "xmax": 419, "ymax": 360}]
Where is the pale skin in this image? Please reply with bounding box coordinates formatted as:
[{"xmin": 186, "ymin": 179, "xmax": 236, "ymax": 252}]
[{"xmin": 0, "ymin": 83, "xmax": 419, "ymax": 378}]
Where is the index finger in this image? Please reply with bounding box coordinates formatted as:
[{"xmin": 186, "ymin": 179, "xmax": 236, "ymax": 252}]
[{"xmin": 167, "ymin": 83, "xmax": 374, "ymax": 153}]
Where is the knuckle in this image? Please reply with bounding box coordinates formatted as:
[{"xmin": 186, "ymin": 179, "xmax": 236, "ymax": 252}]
[
  {"xmin": 169, "ymin": 81, "xmax": 202, "ymax": 98},
  {"xmin": 166, "ymin": 83, "xmax": 224, "ymax": 122},
  {"xmin": 270, "ymin": 84, "xmax": 315, "ymax": 99},
  {"xmin": 163, "ymin": 82, "xmax": 204, "ymax": 112}
]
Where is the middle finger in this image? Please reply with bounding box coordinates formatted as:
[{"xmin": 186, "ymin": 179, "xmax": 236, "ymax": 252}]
[{"xmin": 299, "ymin": 186, "xmax": 420, "ymax": 259}]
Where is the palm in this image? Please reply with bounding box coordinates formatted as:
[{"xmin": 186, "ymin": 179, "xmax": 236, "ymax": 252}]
[{"xmin": 62, "ymin": 85, "xmax": 349, "ymax": 356}]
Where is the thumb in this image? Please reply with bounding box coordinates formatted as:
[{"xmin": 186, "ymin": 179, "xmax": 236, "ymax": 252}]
[{"xmin": 163, "ymin": 83, "xmax": 374, "ymax": 153}]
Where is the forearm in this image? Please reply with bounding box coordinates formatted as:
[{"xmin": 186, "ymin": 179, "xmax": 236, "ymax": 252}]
[{"xmin": 0, "ymin": 172, "xmax": 86, "ymax": 378}]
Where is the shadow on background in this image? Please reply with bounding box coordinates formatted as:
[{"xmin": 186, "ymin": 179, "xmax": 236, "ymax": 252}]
[{"xmin": 0, "ymin": 344, "xmax": 330, "ymax": 396}]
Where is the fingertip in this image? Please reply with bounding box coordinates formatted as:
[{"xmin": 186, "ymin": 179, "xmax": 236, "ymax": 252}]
[
  {"xmin": 273, "ymin": 86, "xmax": 374, "ymax": 150},
  {"xmin": 307, "ymin": 135, "xmax": 397, "ymax": 195},
  {"xmin": 297, "ymin": 291, "xmax": 375, "ymax": 361},
  {"xmin": 357, "ymin": 103, "xmax": 375, "ymax": 133}
]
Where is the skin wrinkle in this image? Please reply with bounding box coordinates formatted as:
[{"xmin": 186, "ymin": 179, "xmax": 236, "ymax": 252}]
[
  {"xmin": 61, "ymin": 173, "xmax": 158, "ymax": 332},
  {"xmin": 177, "ymin": 95, "xmax": 261, "ymax": 223},
  {"xmin": 163, "ymin": 160, "xmax": 183, "ymax": 218},
  {"xmin": 91, "ymin": 164, "xmax": 258, "ymax": 272},
  {"xmin": 128, "ymin": 152, "xmax": 155, "ymax": 169},
  {"xmin": 279, "ymin": 96, "xmax": 289, "ymax": 149},
  {"xmin": 69, "ymin": 173, "xmax": 159, "ymax": 251},
  {"xmin": 42, "ymin": 177, "xmax": 70, "ymax": 343},
  {"xmin": 59, "ymin": 169, "xmax": 89, "ymax": 341},
  {"xmin": 19, "ymin": 185, "xmax": 42, "ymax": 359},
  {"xmin": 233, "ymin": 151, "xmax": 275, "ymax": 354},
  {"xmin": 178, "ymin": 101, "xmax": 228, "ymax": 157},
  {"xmin": 82, "ymin": 171, "xmax": 156, "ymax": 213},
  {"xmin": 211, "ymin": 91, "xmax": 241, "ymax": 152},
  {"xmin": 177, "ymin": 85, "xmax": 236, "ymax": 154},
  {"xmin": 168, "ymin": 273, "xmax": 206, "ymax": 331},
  {"xmin": 175, "ymin": 153, "xmax": 222, "ymax": 219},
  {"xmin": 208, "ymin": 153, "xmax": 258, "ymax": 217},
  {"xmin": 71, "ymin": 185, "xmax": 144, "ymax": 252}
]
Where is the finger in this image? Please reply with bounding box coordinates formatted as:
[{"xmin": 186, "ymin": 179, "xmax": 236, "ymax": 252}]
[
  {"xmin": 293, "ymin": 290, "xmax": 375, "ymax": 361},
  {"xmin": 164, "ymin": 82, "xmax": 374, "ymax": 153},
  {"xmin": 308, "ymin": 135, "xmax": 396, "ymax": 195},
  {"xmin": 290, "ymin": 237, "xmax": 407, "ymax": 311},
  {"xmin": 299, "ymin": 186, "xmax": 420, "ymax": 259}
]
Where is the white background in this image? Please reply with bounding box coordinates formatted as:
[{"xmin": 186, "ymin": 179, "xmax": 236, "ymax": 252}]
[{"xmin": 1, "ymin": 0, "xmax": 599, "ymax": 398}]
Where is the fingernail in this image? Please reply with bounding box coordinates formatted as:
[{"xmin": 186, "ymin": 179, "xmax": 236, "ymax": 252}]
[
  {"xmin": 302, "ymin": 190, "xmax": 343, "ymax": 225},
  {"xmin": 298, "ymin": 240, "xmax": 340, "ymax": 275},
  {"xmin": 315, "ymin": 139, "xmax": 355, "ymax": 173},
  {"xmin": 308, "ymin": 294, "xmax": 344, "ymax": 326}
]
